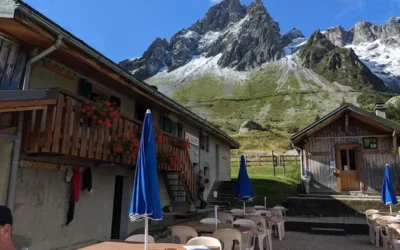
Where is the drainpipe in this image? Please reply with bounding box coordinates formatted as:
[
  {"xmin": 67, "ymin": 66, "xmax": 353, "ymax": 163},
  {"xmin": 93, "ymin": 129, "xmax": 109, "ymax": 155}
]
[{"xmin": 7, "ymin": 35, "xmax": 63, "ymax": 211}]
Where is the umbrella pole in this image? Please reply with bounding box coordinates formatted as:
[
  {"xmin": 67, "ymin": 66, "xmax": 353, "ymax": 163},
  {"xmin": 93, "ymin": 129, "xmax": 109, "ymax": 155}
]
[
  {"xmin": 264, "ymin": 196, "xmax": 267, "ymax": 208},
  {"xmin": 145, "ymin": 216, "xmax": 149, "ymax": 250}
]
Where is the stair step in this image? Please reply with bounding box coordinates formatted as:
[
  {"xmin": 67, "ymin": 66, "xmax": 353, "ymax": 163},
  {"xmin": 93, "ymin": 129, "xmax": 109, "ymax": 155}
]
[{"xmin": 310, "ymin": 228, "xmax": 346, "ymax": 236}]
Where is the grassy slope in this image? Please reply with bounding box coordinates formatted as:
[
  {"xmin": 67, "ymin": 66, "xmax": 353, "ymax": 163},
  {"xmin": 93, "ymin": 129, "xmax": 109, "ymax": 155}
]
[{"xmin": 231, "ymin": 164, "xmax": 300, "ymax": 207}]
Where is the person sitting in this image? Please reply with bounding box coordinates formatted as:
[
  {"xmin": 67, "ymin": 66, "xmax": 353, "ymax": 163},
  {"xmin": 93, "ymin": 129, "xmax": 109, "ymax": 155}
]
[{"xmin": 0, "ymin": 206, "xmax": 16, "ymax": 250}]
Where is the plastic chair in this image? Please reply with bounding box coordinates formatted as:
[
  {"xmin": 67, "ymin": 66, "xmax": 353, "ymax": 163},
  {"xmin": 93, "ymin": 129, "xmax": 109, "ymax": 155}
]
[
  {"xmin": 217, "ymin": 212, "xmax": 234, "ymax": 224},
  {"xmin": 213, "ymin": 229, "xmax": 244, "ymax": 250},
  {"xmin": 187, "ymin": 236, "xmax": 222, "ymax": 250},
  {"xmin": 245, "ymin": 207, "xmax": 256, "ymax": 214},
  {"xmin": 365, "ymin": 209, "xmax": 380, "ymax": 244},
  {"xmin": 231, "ymin": 209, "xmax": 244, "ymax": 214},
  {"xmin": 255, "ymin": 210, "xmax": 272, "ymax": 216},
  {"xmin": 201, "ymin": 218, "xmax": 221, "ymax": 225},
  {"xmin": 388, "ymin": 224, "xmax": 400, "ymax": 250},
  {"xmin": 233, "ymin": 219, "xmax": 257, "ymax": 250},
  {"xmin": 125, "ymin": 234, "xmax": 155, "ymax": 243},
  {"xmin": 272, "ymin": 206, "xmax": 287, "ymax": 217},
  {"xmin": 371, "ymin": 213, "xmax": 384, "ymax": 247},
  {"xmin": 378, "ymin": 215, "xmax": 397, "ymax": 250},
  {"xmin": 268, "ymin": 209, "xmax": 285, "ymax": 240},
  {"xmin": 245, "ymin": 215, "xmax": 273, "ymax": 250},
  {"xmin": 170, "ymin": 225, "xmax": 198, "ymax": 244}
]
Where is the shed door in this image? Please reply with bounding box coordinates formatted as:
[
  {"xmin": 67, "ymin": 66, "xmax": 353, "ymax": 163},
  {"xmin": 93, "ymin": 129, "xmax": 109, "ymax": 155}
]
[{"xmin": 336, "ymin": 145, "xmax": 361, "ymax": 192}]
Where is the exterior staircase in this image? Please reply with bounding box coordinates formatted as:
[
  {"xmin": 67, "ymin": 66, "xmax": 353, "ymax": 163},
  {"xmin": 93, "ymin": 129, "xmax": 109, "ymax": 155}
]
[{"xmin": 207, "ymin": 181, "xmax": 236, "ymax": 209}]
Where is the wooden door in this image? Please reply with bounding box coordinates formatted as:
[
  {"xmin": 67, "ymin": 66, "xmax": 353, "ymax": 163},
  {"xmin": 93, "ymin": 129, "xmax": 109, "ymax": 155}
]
[{"xmin": 336, "ymin": 145, "xmax": 361, "ymax": 192}]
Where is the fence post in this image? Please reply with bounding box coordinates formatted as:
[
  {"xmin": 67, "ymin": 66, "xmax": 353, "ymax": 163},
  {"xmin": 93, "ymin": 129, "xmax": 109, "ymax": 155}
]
[
  {"xmin": 258, "ymin": 155, "xmax": 261, "ymax": 166},
  {"xmin": 272, "ymin": 150, "xmax": 276, "ymax": 177},
  {"xmin": 282, "ymin": 155, "xmax": 286, "ymax": 177}
]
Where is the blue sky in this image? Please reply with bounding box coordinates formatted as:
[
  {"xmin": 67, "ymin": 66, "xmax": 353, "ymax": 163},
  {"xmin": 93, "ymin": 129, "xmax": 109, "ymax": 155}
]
[{"xmin": 25, "ymin": 0, "xmax": 400, "ymax": 62}]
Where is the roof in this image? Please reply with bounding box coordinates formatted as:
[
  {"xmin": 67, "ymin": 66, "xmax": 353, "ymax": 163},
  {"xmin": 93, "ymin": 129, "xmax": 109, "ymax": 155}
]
[
  {"xmin": 5, "ymin": 1, "xmax": 240, "ymax": 148},
  {"xmin": 291, "ymin": 103, "xmax": 400, "ymax": 144},
  {"xmin": 0, "ymin": 89, "xmax": 58, "ymax": 112}
]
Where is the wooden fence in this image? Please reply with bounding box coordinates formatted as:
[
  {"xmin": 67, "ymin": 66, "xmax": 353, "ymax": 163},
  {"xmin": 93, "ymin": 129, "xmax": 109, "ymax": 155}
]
[{"xmin": 231, "ymin": 151, "xmax": 299, "ymax": 177}]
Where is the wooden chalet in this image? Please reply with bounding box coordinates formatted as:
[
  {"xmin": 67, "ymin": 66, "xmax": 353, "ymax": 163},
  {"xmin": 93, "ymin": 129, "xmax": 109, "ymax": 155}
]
[{"xmin": 292, "ymin": 103, "xmax": 400, "ymax": 194}]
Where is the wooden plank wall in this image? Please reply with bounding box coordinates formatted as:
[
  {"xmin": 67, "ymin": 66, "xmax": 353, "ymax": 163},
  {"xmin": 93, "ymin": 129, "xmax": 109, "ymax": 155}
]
[
  {"xmin": 304, "ymin": 116, "xmax": 400, "ymax": 193},
  {"xmin": 0, "ymin": 37, "xmax": 27, "ymax": 90}
]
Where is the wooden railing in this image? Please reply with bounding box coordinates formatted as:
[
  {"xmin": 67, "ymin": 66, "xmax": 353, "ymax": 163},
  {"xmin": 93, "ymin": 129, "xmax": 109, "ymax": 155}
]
[{"xmin": 21, "ymin": 89, "xmax": 195, "ymax": 200}]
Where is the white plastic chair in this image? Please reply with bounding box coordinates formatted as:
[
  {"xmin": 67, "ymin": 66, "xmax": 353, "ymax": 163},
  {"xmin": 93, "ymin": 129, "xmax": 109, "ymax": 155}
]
[
  {"xmin": 245, "ymin": 215, "xmax": 273, "ymax": 250},
  {"xmin": 201, "ymin": 218, "xmax": 221, "ymax": 225},
  {"xmin": 255, "ymin": 210, "xmax": 272, "ymax": 216},
  {"xmin": 217, "ymin": 212, "xmax": 234, "ymax": 224},
  {"xmin": 371, "ymin": 213, "xmax": 384, "ymax": 247},
  {"xmin": 365, "ymin": 209, "xmax": 380, "ymax": 244},
  {"xmin": 125, "ymin": 234, "xmax": 155, "ymax": 243},
  {"xmin": 388, "ymin": 224, "xmax": 400, "ymax": 250},
  {"xmin": 378, "ymin": 215, "xmax": 397, "ymax": 250},
  {"xmin": 187, "ymin": 236, "xmax": 222, "ymax": 250},
  {"xmin": 272, "ymin": 206, "xmax": 287, "ymax": 217},
  {"xmin": 170, "ymin": 225, "xmax": 198, "ymax": 244},
  {"xmin": 231, "ymin": 209, "xmax": 244, "ymax": 214},
  {"xmin": 233, "ymin": 219, "xmax": 257, "ymax": 250},
  {"xmin": 268, "ymin": 209, "xmax": 285, "ymax": 240},
  {"xmin": 213, "ymin": 229, "xmax": 244, "ymax": 250},
  {"xmin": 245, "ymin": 207, "xmax": 256, "ymax": 214}
]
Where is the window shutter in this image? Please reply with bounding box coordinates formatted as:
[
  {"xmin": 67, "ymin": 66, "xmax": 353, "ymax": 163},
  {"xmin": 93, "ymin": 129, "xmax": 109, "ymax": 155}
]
[
  {"xmin": 109, "ymin": 95, "xmax": 121, "ymax": 108},
  {"xmin": 79, "ymin": 79, "xmax": 92, "ymax": 98}
]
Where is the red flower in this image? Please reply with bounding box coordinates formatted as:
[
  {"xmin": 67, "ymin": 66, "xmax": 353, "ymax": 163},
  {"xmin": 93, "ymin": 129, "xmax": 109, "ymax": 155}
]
[
  {"xmin": 110, "ymin": 107, "xmax": 115, "ymax": 112},
  {"xmin": 100, "ymin": 111, "xmax": 105, "ymax": 116},
  {"xmin": 93, "ymin": 116, "xmax": 98, "ymax": 120},
  {"xmin": 105, "ymin": 101, "xmax": 111, "ymax": 107},
  {"xmin": 85, "ymin": 100, "xmax": 90, "ymax": 105},
  {"xmin": 97, "ymin": 120, "xmax": 103, "ymax": 125},
  {"xmin": 81, "ymin": 108, "xmax": 87, "ymax": 113}
]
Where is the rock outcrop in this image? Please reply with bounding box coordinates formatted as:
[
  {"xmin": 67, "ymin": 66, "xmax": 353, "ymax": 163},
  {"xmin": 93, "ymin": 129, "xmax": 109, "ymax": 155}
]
[
  {"xmin": 324, "ymin": 26, "xmax": 353, "ymax": 47},
  {"xmin": 218, "ymin": 0, "xmax": 282, "ymax": 70},
  {"xmin": 239, "ymin": 120, "xmax": 263, "ymax": 133},
  {"xmin": 352, "ymin": 21, "xmax": 381, "ymax": 44},
  {"xmin": 299, "ymin": 30, "xmax": 386, "ymax": 91},
  {"xmin": 281, "ymin": 28, "xmax": 305, "ymax": 47}
]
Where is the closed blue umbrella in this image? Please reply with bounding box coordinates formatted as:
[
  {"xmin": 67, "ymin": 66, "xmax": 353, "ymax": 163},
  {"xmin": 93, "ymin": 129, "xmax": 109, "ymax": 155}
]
[
  {"xmin": 381, "ymin": 164, "xmax": 398, "ymax": 214},
  {"xmin": 129, "ymin": 110, "xmax": 162, "ymax": 250},
  {"xmin": 235, "ymin": 154, "xmax": 254, "ymax": 212}
]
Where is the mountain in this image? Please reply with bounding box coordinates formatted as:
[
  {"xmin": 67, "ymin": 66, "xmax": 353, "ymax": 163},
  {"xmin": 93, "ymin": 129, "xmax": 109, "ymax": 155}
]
[{"xmin": 119, "ymin": 0, "xmax": 400, "ymax": 134}]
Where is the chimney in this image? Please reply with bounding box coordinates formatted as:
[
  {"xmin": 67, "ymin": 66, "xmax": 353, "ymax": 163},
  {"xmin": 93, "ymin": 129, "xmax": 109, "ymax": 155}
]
[{"xmin": 374, "ymin": 103, "xmax": 387, "ymax": 119}]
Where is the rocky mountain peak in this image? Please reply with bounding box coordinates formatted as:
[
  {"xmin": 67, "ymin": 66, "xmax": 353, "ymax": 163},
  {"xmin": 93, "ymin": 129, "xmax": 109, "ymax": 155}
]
[
  {"xmin": 192, "ymin": 0, "xmax": 246, "ymax": 34},
  {"xmin": 281, "ymin": 28, "xmax": 305, "ymax": 47},
  {"xmin": 299, "ymin": 30, "xmax": 386, "ymax": 91},
  {"xmin": 324, "ymin": 26, "xmax": 354, "ymax": 47},
  {"xmin": 352, "ymin": 21, "xmax": 380, "ymax": 44}
]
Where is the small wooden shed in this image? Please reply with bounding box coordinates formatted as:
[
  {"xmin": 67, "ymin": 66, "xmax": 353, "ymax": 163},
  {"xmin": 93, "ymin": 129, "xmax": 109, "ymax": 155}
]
[{"xmin": 291, "ymin": 104, "xmax": 400, "ymax": 194}]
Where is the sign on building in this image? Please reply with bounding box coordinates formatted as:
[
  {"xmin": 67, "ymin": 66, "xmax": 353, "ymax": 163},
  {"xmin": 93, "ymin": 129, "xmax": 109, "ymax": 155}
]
[{"xmin": 185, "ymin": 132, "xmax": 199, "ymax": 146}]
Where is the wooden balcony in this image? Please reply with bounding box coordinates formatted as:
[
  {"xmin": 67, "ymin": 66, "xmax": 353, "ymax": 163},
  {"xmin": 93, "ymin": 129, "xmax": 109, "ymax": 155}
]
[{"xmin": 21, "ymin": 89, "xmax": 195, "ymax": 200}]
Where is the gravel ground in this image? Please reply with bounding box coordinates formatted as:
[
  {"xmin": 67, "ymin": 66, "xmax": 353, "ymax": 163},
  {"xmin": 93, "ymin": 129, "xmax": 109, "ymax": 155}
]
[{"xmin": 159, "ymin": 231, "xmax": 376, "ymax": 250}]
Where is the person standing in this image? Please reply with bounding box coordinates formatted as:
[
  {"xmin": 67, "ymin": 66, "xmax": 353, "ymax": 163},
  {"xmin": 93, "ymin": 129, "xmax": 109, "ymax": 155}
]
[
  {"xmin": 0, "ymin": 206, "xmax": 16, "ymax": 250},
  {"xmin": 197, "ymin": 170, "xmax": 208, "ymax": 209}
]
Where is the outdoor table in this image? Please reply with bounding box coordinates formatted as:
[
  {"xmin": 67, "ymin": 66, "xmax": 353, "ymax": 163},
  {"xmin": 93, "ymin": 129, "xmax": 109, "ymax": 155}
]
[
  {"xmin": 376, "ymin": 216, "xmax": 400, "ymax": 226},
  {"xmin": 78, "ymin": 242, "xmax": 186, "ymax": 250},
  {"xmin": 174, "ymin": 221, "xmax": 257, "ymax": 235}
]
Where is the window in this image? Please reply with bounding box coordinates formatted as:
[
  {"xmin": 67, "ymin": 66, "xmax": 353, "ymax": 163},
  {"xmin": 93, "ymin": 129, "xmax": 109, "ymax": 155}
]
[
  {"xmin": 162, "ymin": 116, "xmax": 171, "ymax": 133},
  {"xmin": 135, "ymin": 103, "xmax": 146, "ymax": 121},
  {"xmin": 177, "ymin": 123, "xmax": 183, "ymax": 137},
  {"xmin": 79, "ymin": 79, "xmax": 92, "ymax": 98},
  {"xmin": 200, "ymin": 133, "xmax": 210, "ymax": 152},
  {"xmin": 109, "ymin": 95, "xmax": 121, "ymax": 108},
  {"xmin": 339, "ymin": 148, "xmax": 357, "ymax": 171},
  {"xmin": 171, "ymin": 121, "xmax": 178, "ymax": 137}
]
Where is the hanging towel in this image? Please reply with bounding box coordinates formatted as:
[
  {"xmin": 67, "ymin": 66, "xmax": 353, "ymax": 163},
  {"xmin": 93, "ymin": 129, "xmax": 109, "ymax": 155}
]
[
  {"xmin": 81, "ymin": 167, "xmax": 92, "ymax": 192},
  {"xmin": 72, "ymin": 167, "xmax": 81, "ymax": 202}
]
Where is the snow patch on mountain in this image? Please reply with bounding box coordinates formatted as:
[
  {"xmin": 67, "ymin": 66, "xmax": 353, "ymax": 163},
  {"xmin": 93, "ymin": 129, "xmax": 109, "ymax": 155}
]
[
  {"xmin": 146, "ymin": 53, "xmax": 249, "ymax": 95},
  {"xmin": 283, "ymin": 37, "xmax": 307, "ymax": 56},
  {"xmin": 346, "ymin": 40, "xmax": 400, "ymax": 88}
]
